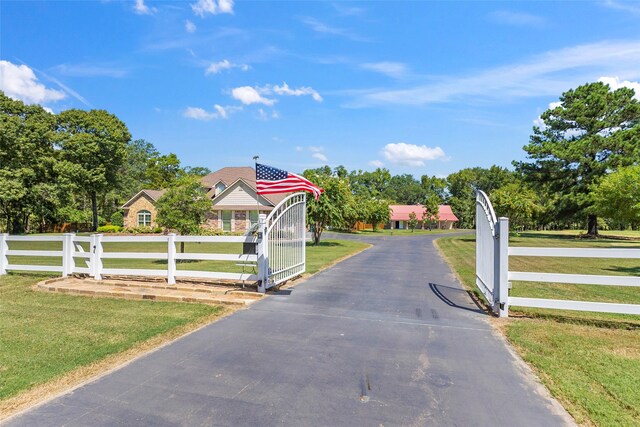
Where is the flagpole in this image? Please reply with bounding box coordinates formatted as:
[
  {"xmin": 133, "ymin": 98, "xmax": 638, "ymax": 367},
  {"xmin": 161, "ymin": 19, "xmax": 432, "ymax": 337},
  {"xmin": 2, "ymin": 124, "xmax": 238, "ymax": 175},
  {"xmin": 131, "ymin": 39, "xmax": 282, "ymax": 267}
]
[{"xmin": 253, "ymin": 155, "xmax": 260, "ymax": 228}]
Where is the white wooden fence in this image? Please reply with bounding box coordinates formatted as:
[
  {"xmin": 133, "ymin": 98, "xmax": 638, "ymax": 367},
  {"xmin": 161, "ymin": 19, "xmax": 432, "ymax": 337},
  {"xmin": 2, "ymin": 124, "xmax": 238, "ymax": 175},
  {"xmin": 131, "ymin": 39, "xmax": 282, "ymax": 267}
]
[
  {"xmin": 0, "ymin": 232, "xmax": 259, "ymax": 284},
  {"xmin": 475, "ymin": 191, "xmax": 640, "ymax": 317}
]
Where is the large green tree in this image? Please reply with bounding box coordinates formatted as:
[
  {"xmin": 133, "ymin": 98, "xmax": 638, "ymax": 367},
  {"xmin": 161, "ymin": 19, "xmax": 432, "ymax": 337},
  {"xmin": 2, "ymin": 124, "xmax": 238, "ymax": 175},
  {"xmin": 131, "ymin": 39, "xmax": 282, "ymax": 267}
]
[
  {"xmin": 383, "ymin": 174, "xmax": 424, "ymax": 204},
  {"xmin": 56, "ymin": 109, "xmax": 131, "ymax": 231},
  {"xmin": 491, "ymin": 182, "xmax": 542, "ymax": 230},
  {"xmin": 156, "ymin": 175, "xmax": 212, "ymax": 252},
  {"xmin": 592, "ymin": 165, "xmax": 640, "ymax": 229},
  {"xmin": 516, "ymin": 81, "xmax": 640, "ymax": 236},
  {"xmin": 365, "ymin": 198, "xmax": 391, "ymax": 232},
  {"xmin": 0, "ymin": 92, "xmax": 59, "ymax": 233},
  {"xmin": 303, "ymin": 171, "xmax": 352, "ymax": 244}
]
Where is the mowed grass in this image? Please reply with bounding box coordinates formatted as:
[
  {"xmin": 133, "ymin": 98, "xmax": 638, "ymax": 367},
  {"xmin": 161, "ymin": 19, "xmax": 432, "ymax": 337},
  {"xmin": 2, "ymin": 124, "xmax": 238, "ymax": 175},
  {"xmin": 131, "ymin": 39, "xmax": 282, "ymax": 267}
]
[
  {"xmin": 0, "ymin": 273, "xmax": 224, "ymax": 402},
  {"xmin": 1, "ymin": 237, "xmax": 367, "ymax": 409},
  {"xmin": 436, "ymin": 232, "xmax": 640, "ymax": 426}
]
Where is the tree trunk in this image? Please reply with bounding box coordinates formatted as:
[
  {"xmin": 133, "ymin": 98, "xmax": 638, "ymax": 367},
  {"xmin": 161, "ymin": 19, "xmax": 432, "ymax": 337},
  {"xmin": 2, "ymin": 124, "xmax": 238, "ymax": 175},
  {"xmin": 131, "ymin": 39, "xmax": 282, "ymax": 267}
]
[
  {"xmin": 587, "ymin": 214, "xmax": 598, "ymax": 237},
  {"xmin": 371, "ymin": 222, "xmax": 377, "ymax": 232},
  {"xmin": 91, "ymin": 191, "xmax": 99, "ymax": 232},
  {"xmin": 180, "ymin": 241, "xmax": 185, "ymax": 253},
  {"xmin": 313, "ymin": 225, "xmax": 322, "ymax": 245}
]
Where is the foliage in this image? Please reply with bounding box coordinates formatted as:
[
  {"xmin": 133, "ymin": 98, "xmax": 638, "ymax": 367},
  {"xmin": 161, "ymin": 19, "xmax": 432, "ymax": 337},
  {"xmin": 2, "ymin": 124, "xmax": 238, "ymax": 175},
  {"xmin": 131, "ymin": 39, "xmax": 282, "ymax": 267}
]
[
  {"xmin": 97, "ymin": 225, "xmax": 122, "ymax": 233},
  {"xmin": 110, "ymin": 211, "xmax": 124, "ymax": 227},
  {"xmin": 365, "ymin": 198, "xmax": 391, "ymax": 231},
  {"xmin": 342, "ymin": 195, "xmax": 367, "ymax": 230},
  {"xmin": 423, "ymin": 192, "xmax": 440, "ymax": 230},
  {"xmin": 383, "ymin": 174, "xmax": 424, "ymax": 204},
  {"xmin": 348, "ymin": 168, "xmax": 391, "ymax": 198},
  {"xmin": 303, "ymin": 170, "xmax": 353, "ymax": 244},
  {"xmin": 407, "ymin": 211, "xmax": 418, "ymax": 232},
  {"xmin": 515, "ymin": 81, "xmax": 640, "ymax": 236},
  {"xmin": 446, "ymin": 166, "xmax": 513, "ymax": 228},
  {"xmin": 491, "ymin": 182, "xmax": 542, "ymax": 229},
  {"xmin": 184, "ymin": 166, "xmax": 212, "ymax": 177},
  {"xmin": 124, "ymin": 225, "xmax": 163, "ymax": 234},
  {"xmin": 146, "ymin": 153, "xmax": 183, "ymax": 189},
  {"xmin": 592, "ymin": 165, "xmax": 640, "ymax": 228},
  {"xmin": 156, "ymin": 175, "xmax": 211, "ymax": 236},
  {"xmin": 55, "ymin": 109, "xmax": 131, "ymax": 231},
  {"xmin": 0, "ymin": 92, "xmax": 59, "ymax": 233}
]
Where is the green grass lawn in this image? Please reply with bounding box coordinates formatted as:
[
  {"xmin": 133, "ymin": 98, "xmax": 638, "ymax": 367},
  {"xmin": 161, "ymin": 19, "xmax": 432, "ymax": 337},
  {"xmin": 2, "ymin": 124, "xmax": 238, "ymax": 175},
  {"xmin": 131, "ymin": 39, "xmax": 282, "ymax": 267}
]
[
  {"xmin": 333, "ymin": 228, "xmax": 469, "ymax": 236},
  {"xmin": 436, "ymin": 232, "xmax": 640, "ymax": 426},
  {"xmin": 0, "ymin": 237, "xmax": 367, "ymax": 412}
]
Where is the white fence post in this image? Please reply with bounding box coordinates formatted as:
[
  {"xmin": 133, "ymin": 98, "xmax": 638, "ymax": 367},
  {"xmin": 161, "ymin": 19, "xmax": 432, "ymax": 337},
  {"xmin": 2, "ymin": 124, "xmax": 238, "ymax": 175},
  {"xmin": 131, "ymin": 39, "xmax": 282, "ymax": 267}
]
[
  {"xmin": 62, "ymin": 233, "xmax": 75, "ymax": 277},
  {"xmin": 167, "ymin": 233, "xmax": 176, "ymax": 285},
  {"xmin": 496, "ymin": 217, "xmax": 510, "ymax": 317},
  {"xmin": 257, "ymin": 214, "xmax": 268, "ymax": 293},
  {"xmin": 0, "ymin": 233, "xmax": 8, "ymax": 275},
  {"xmin": 90, "ymin": 234, "xmax": 104, "ymax": 280}
]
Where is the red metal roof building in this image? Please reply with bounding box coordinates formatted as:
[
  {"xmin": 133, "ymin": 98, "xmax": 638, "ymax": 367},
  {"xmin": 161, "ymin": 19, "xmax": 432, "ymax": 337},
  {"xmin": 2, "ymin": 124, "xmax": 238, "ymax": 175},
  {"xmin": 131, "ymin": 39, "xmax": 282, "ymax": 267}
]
[{"xmin": 388, "ymin": 204, "xmax": 459, "ymax": 230}]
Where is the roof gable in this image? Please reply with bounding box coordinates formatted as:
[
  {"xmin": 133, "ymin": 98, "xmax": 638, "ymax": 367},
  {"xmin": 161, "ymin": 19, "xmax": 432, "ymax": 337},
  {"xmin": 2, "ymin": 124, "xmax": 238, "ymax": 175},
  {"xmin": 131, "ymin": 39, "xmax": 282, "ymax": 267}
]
[{"xmin": 121, "ymin": 189, "xmax": 166, "ymax": 208}]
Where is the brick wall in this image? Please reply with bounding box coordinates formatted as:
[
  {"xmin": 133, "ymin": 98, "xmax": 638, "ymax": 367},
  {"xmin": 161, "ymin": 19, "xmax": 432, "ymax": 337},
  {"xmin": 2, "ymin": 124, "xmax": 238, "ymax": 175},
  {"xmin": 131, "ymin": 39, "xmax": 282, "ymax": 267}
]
[{"xmin": 123, "ymin": 194, "xmax": 158, "ymax": 228}]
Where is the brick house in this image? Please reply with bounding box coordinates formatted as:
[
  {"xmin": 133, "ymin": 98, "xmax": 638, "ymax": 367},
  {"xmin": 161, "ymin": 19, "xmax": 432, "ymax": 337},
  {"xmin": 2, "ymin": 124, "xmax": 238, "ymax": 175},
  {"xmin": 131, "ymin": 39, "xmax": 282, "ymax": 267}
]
[{"xmin": 122, "ymin": 167, "xmax": 290, "ymax": 232}]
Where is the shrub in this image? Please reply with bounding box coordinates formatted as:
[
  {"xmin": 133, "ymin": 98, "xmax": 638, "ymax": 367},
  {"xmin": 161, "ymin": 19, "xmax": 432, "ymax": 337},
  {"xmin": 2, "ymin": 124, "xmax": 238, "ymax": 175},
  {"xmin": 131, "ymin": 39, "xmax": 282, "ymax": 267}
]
[
  {"xmin": 97, "ymin": 225, "xmax": 122, "ymax": 233},
  {"xmin": 110, "ymin": 211, "xmax": 124, "ymax": 227}
]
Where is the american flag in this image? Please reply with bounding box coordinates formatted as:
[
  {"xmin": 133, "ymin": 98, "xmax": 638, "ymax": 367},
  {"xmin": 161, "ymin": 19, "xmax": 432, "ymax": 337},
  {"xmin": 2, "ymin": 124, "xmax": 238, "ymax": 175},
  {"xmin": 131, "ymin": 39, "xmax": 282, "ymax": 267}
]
[{"xmin": 256, "ymin": 163, "xmax": 324, "ymax": 201}]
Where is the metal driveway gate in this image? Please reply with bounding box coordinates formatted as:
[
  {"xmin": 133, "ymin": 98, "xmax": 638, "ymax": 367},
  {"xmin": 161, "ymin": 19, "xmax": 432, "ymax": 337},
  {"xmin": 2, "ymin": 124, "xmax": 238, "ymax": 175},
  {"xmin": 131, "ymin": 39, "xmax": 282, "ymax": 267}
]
[
  {"xmin": 257, "ymin": 192, "xmax": 307, "ymax": 292},
  {"xmin": 475, "ymin": 190, "xmax": 509, "ymax": 316}
]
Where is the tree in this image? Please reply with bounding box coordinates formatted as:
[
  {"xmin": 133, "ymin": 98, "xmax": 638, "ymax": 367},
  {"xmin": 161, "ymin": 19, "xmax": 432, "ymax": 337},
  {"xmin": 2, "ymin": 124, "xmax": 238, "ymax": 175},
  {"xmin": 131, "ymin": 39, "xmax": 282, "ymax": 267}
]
[
  {"xmin": 146, "ymin": 153, "xmax": 183, "ymax": 189},
  {"xmin": 491, "ymin": 182, "xmax": 542, "ymax": 230},
  {"xmin": 423, "ymin": 192, "xmax": 440, "ymax": 230},
  {"xmin": 592, "ymin": 165, "xmax": 640, "ymax": 228},
  {"xmin": 420, "ymin": 175, "xmax": 448, "ymax": 201},
  {"xmin": 383, "ymin": 174, "xmax": 425, "ymax": 204},
  {"xmin": 119, "ymin": 139, "xmax": 160, "ymax": 198},
  {"xmin": 0, "ymin": 92, "xmax": 58, "ymax": 233},
  {"xmin": 349, "ymin": 168, "xmax": 391, "ymax": 198},
  {"xmin": 156, "ymin": 175, "xmax": 212, "ymax": 252},
  {"xmin": 303, "ymin": 172, "xmax": 352, "ymax": 245},
  {"xmin": 408, "ymin": 211, "xmax": 418, "ymax": 232},
  {"xmin": 516, "ymin": 81, "xmax": 640, "ymax": 236},
  {"xmin": 342, "ymin": 195, "xmax": 366, "ymax": 231},
  {"xmin": 183, "ymin": 166, "xmax": 211, "ymax": 177},
  {"xmin": 56, "ymin": 109, "xmax": 131, "ymax": 231},
  {"xmin": 365, "ymin": 198, "xmax": 391, "ymax": 232}
]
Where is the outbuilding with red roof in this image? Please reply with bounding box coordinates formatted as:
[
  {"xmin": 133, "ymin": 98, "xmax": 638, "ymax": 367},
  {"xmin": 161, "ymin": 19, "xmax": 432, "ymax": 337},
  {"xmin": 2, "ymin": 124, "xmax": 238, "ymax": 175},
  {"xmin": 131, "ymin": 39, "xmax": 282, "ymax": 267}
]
[{"xmin": 387, "ymin": 204, "xmax": 459, "ymax": 230}]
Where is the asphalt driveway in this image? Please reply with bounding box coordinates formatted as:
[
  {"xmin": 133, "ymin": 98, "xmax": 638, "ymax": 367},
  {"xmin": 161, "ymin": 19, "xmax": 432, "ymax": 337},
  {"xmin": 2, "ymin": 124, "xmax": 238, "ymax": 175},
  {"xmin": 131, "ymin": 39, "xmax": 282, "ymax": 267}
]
[{"xmin": 5, "ymin": 232, "xmax": 573, "ymax": 426}]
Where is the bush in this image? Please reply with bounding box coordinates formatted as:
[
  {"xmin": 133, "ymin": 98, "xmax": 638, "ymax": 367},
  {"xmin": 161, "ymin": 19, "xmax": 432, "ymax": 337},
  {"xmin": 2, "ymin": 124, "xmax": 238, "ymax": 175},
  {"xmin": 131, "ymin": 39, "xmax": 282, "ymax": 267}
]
[
  {"xmin": 97, "ymin": 225, "xmax": 122, "ymax": 233},
  {"xmin": 110, "ymin": 211, "xmax": 124, "ymax": 227},
  {"xmin": 123, "ymin": 226, "xmax": 164, "ymax": 234}
]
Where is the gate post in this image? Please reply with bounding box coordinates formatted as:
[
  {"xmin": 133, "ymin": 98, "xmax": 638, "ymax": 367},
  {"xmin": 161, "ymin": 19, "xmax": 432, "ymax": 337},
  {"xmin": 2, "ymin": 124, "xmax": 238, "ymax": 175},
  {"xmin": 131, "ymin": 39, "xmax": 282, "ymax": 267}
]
[
  {"xmin": 167, "ymin": 233, "xmax": 176, "ymax": 285},
  {"xmin": 256, "ymin": 214, "xmax": 268, "ymax": 293},
  {"xmin": 62, "ymin": 233, "xmax": 75, "ymax": 277},
  {"xmin": 0, "ymin": 234, "xmax": 8, "ymax": 275},
  {"xmin": 495, "ymin": 217, "xmax": 509, "ymax": 317},
  {"xmin": 90, "ymin": 234, "xmax": 104, "ymax": 280}
]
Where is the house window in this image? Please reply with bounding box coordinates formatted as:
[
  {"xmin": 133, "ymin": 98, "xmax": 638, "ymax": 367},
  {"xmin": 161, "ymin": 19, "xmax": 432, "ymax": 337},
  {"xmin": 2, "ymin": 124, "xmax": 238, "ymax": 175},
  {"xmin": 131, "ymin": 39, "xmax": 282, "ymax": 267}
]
[
  {"xmin": 137, "ymin": 210, "xmax": 152, "ymax": 227},
  {"xmin": 215, "ymin": 183, "xmax": 226, "ymax": 195},
  {"xmin": 222, "ymin": 210, "xmax": 232, "ymax": 232},
  {"xmin": 249, "ymin": 210, "xmax": 259, "ymax": 226}
]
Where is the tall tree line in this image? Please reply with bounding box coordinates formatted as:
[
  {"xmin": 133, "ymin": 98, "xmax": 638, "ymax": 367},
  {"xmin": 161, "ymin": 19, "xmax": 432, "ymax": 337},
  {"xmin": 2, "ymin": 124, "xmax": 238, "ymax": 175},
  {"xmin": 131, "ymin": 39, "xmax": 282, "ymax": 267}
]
[{"xmin": 0, "ymin": 92, "xmax": 210, "ymax": 233}]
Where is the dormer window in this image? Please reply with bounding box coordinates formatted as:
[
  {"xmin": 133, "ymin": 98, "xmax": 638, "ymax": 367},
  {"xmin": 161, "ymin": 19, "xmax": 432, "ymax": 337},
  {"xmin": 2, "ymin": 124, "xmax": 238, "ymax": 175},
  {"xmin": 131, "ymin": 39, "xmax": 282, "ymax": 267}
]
[{"xmin": 215, "ymin": 183, "xmax": 226, "ymax": 195}]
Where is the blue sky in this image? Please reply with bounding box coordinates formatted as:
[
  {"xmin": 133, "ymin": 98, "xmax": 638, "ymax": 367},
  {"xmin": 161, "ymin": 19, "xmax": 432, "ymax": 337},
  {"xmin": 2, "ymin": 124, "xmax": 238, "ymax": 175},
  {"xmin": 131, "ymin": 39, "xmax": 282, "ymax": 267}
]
[{"xmin": 2, "ymin": 0, "xmax": 640, "ymax": 178}]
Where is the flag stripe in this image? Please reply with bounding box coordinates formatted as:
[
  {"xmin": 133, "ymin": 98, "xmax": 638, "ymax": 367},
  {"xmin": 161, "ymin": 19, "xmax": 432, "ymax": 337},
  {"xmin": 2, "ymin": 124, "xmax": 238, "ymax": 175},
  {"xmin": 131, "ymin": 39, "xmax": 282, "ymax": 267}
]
[{"xmin": 255, "ymin": 163, "xmax": 323, "ymax": 200}]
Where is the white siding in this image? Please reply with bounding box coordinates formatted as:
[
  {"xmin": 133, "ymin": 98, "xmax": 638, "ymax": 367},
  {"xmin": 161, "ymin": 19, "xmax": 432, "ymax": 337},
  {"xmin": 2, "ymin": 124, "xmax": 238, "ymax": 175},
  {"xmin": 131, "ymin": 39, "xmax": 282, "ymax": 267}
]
[{"xmin": 214, "ymin": 181, "xmax": 271, "ymax": 207}]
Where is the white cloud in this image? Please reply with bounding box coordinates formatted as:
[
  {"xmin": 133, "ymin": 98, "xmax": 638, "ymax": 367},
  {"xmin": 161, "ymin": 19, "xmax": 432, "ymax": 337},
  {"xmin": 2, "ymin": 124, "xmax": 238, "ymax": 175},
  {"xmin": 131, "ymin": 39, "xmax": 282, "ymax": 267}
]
[
  {"xmin": 351, "ymin": 40, "xmax": 640, "ymax": 107},
  {"xmin": 273, "ymin": 82, "xmax": 322, "ymax": 102},
  {"xmin": 183, "ymin": 104, "xmax": 239, "ymax": 121},
  {"xmin": 134, "ymin": 0, "xmax": 157, "ymax": 15},
  {"xmin": 231, "ymin": 86, "xmax": 275, "ymax": 106},
  {"xmin": 382, "ymin": 143, "xmax": 446, "ymax": 167},
  {"xmin": 185, "ymin": 20, "xmax": 197, "ymax": 33},
  {"xmin": 361, "ymin": 62, "xmax": 408, "ymax": 79},
  {"xmin": 0, "ymin": 60, "xmax": 66, "ymax": 104},
  {"xmin": 295, "ymin": 146, "xmax": 304, "ymax": 152},
  {"xmin": 312, "ymin": 152, "xmax": 328, "ymax": 162},
  {"xmin": 489, "ymin": 10, "xmax": 545, "ymax": 27},
  {"xmin": 191, "ymin": 0, "xmax": 234, "ymax": 17},
  {"xmin": 368, "ymin": 160, "xmax": 384, "ymax": 168},
  {"xmin": 598, "ymin": 76, "xmax": 640, "ymax": 99},
  {"xmin": 309, "ymin": 146, "xmax": 323, "ymax": 153},
  {"xmin": 205, "ymin": 59, "xmax": 248, "ymax": 75},
  {"xmin": 43, "ymin": 106, "xmax": 54, "ymax": 114}
]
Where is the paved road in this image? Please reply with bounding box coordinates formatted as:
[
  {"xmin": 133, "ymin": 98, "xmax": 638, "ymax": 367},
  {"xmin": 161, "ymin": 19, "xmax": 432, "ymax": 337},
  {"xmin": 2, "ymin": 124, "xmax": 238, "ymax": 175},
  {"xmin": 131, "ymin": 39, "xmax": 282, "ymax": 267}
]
[{"xmin": 6, "ymin": 233, "xmax": 573, "ymax": 426}]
